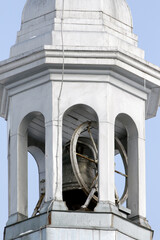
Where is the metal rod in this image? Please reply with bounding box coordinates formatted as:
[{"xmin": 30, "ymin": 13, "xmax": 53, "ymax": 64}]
[
  {"xmin": 81, "ymin": 176, "xmax": 98, "ymax": 209},
  {"xmin": 76, "ymin": 153, "xmax": 97, "ymax": 164},
  {"xmin": 115, "ymin": 170, "xmax": 128, "ymax": 178},
  {"xmin": 32, "ymin": 193, "xmax": 45, "ymax": 217},
  {"xmin": 115, "ymin": 186, "xmax": 119, "ymax": 203},
  {"xmin": 87, "ymin": 126, "xmax": 98, "ymax": 155},
  {"xmin": 81, "ymin": 187, "xmax": 97, "ymax": 209},
  {"xmin": 90, "ymin": 173, "xmax": 98, "ymax": 189}
]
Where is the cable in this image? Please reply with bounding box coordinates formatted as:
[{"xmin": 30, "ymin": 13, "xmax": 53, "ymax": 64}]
[
  {"xmin": 55, "ymin": 0, "xmax": 65, "ymax": 204},
  {"xmin": 47, "ymin": 0, "xmax": 65, "ymax": 223},
  {"xmin": 58, "ymin": 0, "xmax": 65, "ymax": 99}
]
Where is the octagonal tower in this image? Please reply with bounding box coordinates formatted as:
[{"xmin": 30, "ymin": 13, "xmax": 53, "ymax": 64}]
[{"xmin": 1, "ymin": 0, "xmax": 160, "ymax": 239}]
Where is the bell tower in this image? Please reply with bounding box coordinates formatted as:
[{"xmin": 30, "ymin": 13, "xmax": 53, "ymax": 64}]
[{"xmin": 1, "ymin": 0, "xmax": 160, "ymax": 239}]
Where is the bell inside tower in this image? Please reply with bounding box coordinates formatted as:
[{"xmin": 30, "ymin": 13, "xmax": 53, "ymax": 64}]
[
  {"xmin": 62, "ymin": 105, "xmax": 98, "ymax": 211},
  {"xmin": 62, "ymin": 105, "xmax": 129, "ymax": 211}
]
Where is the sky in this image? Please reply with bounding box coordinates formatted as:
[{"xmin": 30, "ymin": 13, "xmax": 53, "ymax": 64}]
[{"xmin": 0, "ymin": 0, "xmax": 160, "ymax": 239}]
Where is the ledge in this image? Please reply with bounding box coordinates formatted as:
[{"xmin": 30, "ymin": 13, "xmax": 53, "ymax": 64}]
[{"xmin": 4, "ymin": 210, "xmax": 153, "ymax": 240}]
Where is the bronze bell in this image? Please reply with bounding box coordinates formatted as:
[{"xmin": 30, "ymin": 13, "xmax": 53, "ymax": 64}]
[{"xmin": 63, "ymin": 137, "xmax": 97, "ymax": 210}]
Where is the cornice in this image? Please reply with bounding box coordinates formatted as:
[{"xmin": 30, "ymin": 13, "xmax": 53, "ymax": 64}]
[
  {"xmin": 0, "ymin": 46, "xmax": 160, "ymax": 86},
  {"xmin": 0, "ymin": 46, "xmax": 160, "ymax": 120}
]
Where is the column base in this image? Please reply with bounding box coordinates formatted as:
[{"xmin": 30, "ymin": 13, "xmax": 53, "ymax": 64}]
[
  {"xmin": 129, "ymin": 215, "xmax": 151, "ymax": 229},
  {"xmin": 94, "ymin": 201, "xmax": 127, "ymax": 218},
  {"xmin": 40, "ymin": 200, "xmax": 68, "ymax": 213},
  {"xmin": 6, "ymin": 212, "xmax": 27, "ymax": 226}
]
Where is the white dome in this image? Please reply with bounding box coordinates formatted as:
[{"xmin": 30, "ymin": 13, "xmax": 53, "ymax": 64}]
[
  {"xmin": 11, "ymin": 0, "xmax": 139, "ymax": 58},
  {"xmin": 103, "ymin": 0, "xmax": 132, "ymax": 27},
  {"xmin": 22, "ymin": 0, "xmax": 132, "ymax": 27}
]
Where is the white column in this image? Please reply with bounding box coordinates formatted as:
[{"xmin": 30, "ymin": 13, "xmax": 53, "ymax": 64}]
[
  {"xmin": 44, "ymin": 120, "xmax": 67, "ymax": 211},
  {"xmin": 138, "ymin": 137, "xmax": 146, "ymax": 218},
  {"xmin": 128, "ymin": 136, "xmax": 148, "ymax": 226},
  {"xmin": 127, "ymin": 136, "xmax": 139, "ymax": 215},
  {"xmin": 7, "ymin": 132, "xmax": 28, "ymax": 225},
  {"xmin": 95, "ymin": 121, "xmax": 115, "ymax": 211}
]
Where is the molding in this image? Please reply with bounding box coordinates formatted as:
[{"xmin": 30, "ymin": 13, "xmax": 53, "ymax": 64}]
[
  {"xmin": 0, "ymin": 47, "xmax": 160, "ymax": 120},
  {"xmin": 0, "ymin": 47, "xmax": 160, "ymax": 85}
]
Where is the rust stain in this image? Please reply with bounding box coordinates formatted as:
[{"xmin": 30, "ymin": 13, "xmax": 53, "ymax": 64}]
[{"xmin": 48, "ymin": 212, "xmax": 51, "ymax": 225}]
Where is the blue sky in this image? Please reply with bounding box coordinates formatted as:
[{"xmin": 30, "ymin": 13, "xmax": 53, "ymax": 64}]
[{"xmin": 0, "ymin": 0, "xmax": 160, "ymax": 239}]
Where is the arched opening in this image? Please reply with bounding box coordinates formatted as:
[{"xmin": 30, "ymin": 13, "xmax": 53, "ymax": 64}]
[
  {"xmin": 62, "ymin": 104, "xmax": 99, "ymax": 211},
  {"xmin": 28, "ymin": 152, "xmax": 39, "ymax": 217},
  {"xmin": 18, "ymin": 111, "xmax": 45, "ymax": 218},
  {"xmin": 114, "ymin": 117, "xmax": 128, "ymax": 207},
  {"xmin": 28, "ymin": 146, "xmax": 45, "ymax": 216},
  {"xmin": 115, "ymin": 113, "xmax": 138, "ymax": 212}
]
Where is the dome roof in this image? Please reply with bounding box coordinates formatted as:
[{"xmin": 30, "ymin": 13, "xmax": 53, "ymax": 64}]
[
  {"xmin": 22, "ymin": 0, "xmax": 132, "ymax": 27},
  {"xmin": 11, "ymin": 0, "xmax": 137, "ymax": 57},
  {"xmin": 103, "ymin": 0, "xmax": 132, "ymax": 27}
]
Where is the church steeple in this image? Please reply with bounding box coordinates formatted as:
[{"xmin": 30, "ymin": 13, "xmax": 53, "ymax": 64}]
[{"xmin": 1, "ymin": 1, "xmax": 160, "ymax": 240}]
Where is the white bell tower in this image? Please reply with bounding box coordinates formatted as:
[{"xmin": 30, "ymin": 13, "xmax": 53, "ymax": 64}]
[{"xmin": 1, "ymin": 0, "xmax": 160, "ymax": 239}]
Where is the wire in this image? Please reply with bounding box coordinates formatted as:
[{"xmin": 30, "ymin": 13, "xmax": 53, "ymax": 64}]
[
  {"xmin": 58, "ymin": 0, "xmax": 65, "ymax": 99},
  {"xmin": 55, "ymin": 0, "xmax": 65, "ymax": 203},
  {"xmin": 47, "ymin": 0, "xmax": 65, "ymax": 223}
]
